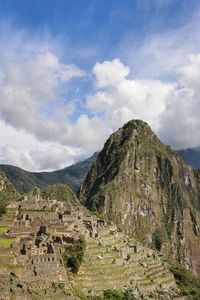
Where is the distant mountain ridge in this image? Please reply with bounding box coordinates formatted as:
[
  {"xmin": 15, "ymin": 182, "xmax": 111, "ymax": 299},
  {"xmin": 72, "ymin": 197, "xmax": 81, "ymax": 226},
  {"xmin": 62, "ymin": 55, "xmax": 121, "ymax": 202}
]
[
  {"xmin": 3, "ymin": 145, "xmax": 199, "ymax": 195},
  {"xmin": 0, "ymin": 153, "xmax": 98, "ymax": 194},
  {"xmin": 178, "ymin": 147, "xmax": 200, "ymax": 169}
]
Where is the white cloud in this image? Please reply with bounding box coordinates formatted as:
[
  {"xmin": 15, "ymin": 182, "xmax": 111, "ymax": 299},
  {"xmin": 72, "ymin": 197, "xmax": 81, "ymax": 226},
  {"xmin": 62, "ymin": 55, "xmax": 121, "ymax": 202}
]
[
  {"xmin": 2, "ymin": 54, "xmax": 200, "ymax": 171},
  {"xmin": 0, "ymin": 51, "xmax": 85, "ymax": 129},
  {"xmin": 0, "ymin": 36, "xmax": 92, "ymax": 149},
  {"xmin": 0, "ymin": 142, "xmax": 84, "ymax": 172},
  {"xmin": 0, "ymin": 25, "xmax": 108, "ymax": 171},
  {"xmin": 93, "ymin": 59, "xmax": 130, "ymax": 88},
  {"xmin": 0, "ymin": 120, "xmax": 85, "ymax": 171},
  {"xmin": 158, "ymin": 53, "xmax": 200, "ymax": 149},
  {"xmin": 1, "ymin": 20, "xmax": 200, "ymax": 171},
  {"xmin": 0, "ymin": 145, "xmax": 32, "ymax": 170},
  {"xmin": 87, "ymin": 59, "xmax": 174, "ymax": 132},
  {"xmin": 30, "ymin": 146, "xmax": 80, "ymax": 171},
  {"xmin": 87, "ymin": 55, "xmax": 200, "ymax": 149}
]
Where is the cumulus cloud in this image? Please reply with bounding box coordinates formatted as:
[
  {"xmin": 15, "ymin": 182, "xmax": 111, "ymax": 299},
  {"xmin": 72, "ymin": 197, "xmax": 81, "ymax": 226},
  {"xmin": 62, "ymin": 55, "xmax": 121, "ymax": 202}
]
[
  {"xmin": 30, "ymin": 146, "xmax": 81, "ymax": 171},
  {"xmin": 2, "ymin": 54, "xmax": 200, "ymax": 171},
  {"xmin": 86, "ymin": 56, "xmax": 200, "ymax": 149},
  {"xmin": 1, "ymin": 20, "xmax": 200, "ymax": 171},
  {"xmin": 0, "ymin": 145, "xmax": 32, "ymax": 170},
  {"xmin": 87, "ymin": 59, "xmax": 175, "ymax": 132},
  {"xmin": 158, "ymin": 53, "xmax": 200, "ymax": 148},
  {"xmin": 0, "ymin": 142, "xmax": 84, "ymax": 172},
  {"xmin": 0, "ymin": 24, "xmax": 109, "ymax": 171},
  {"xmin": 0, "ymin": 121, "xmax": 86, "ymax": 171},
  {"xmin": 0, "ymin": 45, "xmax": 105, "ymax": 152},
  {"xmin": 93, "ymin": 59, "xmax": 130, "ymax": 88},
  {"xmin": 0, "ymin": 51, "xmax": 85, "ymax": 130}
]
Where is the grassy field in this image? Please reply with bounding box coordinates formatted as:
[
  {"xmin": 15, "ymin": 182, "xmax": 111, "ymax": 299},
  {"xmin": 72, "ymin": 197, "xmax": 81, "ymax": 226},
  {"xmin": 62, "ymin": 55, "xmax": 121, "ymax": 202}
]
[
  {"xmin": 0, "ymin": 237, "xmax": 14, "ymax": 248},
  {"xmin": 0, "ymin": 263, "xmax": 21, "ymax": 269},
  {"xmin": 0, "ymin": 227, "xmax": 8, "ymax": 233}
]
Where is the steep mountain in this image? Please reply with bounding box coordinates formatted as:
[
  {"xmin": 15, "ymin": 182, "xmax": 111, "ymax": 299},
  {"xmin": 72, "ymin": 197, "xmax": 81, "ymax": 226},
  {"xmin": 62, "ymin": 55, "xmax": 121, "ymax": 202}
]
[
  {"xmin": 79, "ymin": 120, "xmax": 200, "ymax": 276},
  {"xmin": 0, "ymin": 153, "xmax": 98, "ymax": 194},
  {"xmin": 0, "ymin": 171, "xmax": 19, "ymax": 216},
  {"xmin": 178, "ymin": 147, "xmax": 200, "ymax": 169}
]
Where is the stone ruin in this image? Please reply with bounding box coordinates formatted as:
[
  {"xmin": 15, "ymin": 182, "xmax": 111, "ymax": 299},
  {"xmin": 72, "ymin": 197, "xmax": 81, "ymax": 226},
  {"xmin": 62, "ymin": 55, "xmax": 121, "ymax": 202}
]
[
  {"xmin": 8, "ymin": 194, "xmax": 115, "ymax": 239},
  {"xmin": 12, "ymin": 226, "xmax": 67, "ymax": 290},
  {"xmin": 4, "ymin": 193, "xmax": 117, "ymax": 292}
]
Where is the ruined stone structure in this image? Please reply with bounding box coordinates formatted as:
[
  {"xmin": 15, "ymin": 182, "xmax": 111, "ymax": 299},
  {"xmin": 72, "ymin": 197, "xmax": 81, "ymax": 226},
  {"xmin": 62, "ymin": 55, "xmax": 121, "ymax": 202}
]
[
  {"xmin": 6, "ymin": 194, "xmax": 115, "ymax": 290},
  {"xmin": 10, "ymin": 195, "xmax": 102, "ymax": 237},
  {"xmin": 13, "ymin": 226, "xmax": 67, "ymax": 290},
  {"xmin": 0, "ymin": 189, "xmax": 183, "ymax": 299}
]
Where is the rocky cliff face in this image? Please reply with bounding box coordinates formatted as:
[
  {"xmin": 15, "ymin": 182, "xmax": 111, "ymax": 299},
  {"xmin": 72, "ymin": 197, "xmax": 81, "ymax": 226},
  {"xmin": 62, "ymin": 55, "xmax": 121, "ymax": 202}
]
[{"xmin": 79, "ymin": 120, "xmax": 200, "ymax": 276}]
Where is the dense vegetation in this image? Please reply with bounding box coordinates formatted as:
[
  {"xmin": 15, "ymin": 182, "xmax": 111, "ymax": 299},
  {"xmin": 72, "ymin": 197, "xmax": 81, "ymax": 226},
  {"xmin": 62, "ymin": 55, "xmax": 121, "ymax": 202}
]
[
  {"xmin": 152, "ymin": 227, "xmax": 168, "ymax": 251},
  {"xmin": 62, "ymin": 236, "xmax": 86, "ymax": 273},
  {"xmin": 0, "ymin": 153, "xmax": 98, "ymax": 194},
  {"xmin": 170, "ymin": 265, "xmax": 200, "ymax": 299},
  {"xmin": 0, "ymin": 172, "xmax": 19, "ymax": 216},
  {"xmin": 40, "ymin": 184, "xmax": 78, "ymax": 204}
]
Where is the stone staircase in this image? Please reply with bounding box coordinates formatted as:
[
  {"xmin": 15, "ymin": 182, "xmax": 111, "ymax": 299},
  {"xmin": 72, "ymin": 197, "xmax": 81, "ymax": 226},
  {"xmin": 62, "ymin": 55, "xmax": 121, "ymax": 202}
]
[{"xmin": 74, "ymin": 229, "xmax": 178, "ymax": 297}]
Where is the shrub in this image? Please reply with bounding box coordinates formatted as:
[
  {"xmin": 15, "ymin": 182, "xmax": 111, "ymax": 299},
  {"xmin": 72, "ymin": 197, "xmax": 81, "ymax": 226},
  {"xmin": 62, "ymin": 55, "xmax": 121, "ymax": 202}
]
[
  {"xmin": 62, "ymin": 236, "xmax": 86, "ymax": 273},
  {"xmin": 152, "ymin": 227, "xmax": 168, "ymax": 251},
  {"xmin": 170, "ymin": 265, "xmax": 200, "ymax": 299}
]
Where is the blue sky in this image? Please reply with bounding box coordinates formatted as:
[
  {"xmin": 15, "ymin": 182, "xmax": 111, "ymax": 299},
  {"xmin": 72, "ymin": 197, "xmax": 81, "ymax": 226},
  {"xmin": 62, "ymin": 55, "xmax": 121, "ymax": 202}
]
[
  {"xmin": 0, "ymin": 0, "xmax": 198, "ymax": 66},
  {"xmin": 0, "ymin": 0, "xmax": 200, "ymax": 171}
]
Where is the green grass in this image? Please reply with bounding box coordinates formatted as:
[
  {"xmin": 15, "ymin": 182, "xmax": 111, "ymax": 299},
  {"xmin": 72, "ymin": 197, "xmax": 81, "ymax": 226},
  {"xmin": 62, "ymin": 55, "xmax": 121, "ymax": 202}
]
[
  {"xmin": 0, "ymin": 253, "xmax": 13, "ymax": 257},
  {"xmin": 0, "ymin": 263, "xmax": 22, "ymax": 269},
  {"xmin": 0, "ymin": 226, "xmax": 8, "ymax": 233},
  {"xmin": 0, "ymin": 237, "xmax": 14, "ymax": 248},
  {"xmin": 72, "ymin": 287, "xmax": 88, "ymax": 300}
]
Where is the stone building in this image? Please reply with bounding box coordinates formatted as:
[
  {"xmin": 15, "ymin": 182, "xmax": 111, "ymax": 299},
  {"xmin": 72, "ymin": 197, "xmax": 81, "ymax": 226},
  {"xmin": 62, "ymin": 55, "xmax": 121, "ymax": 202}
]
[{"xmin": 14, "ymin": 226, "xmax": 67, "ymax": 290}]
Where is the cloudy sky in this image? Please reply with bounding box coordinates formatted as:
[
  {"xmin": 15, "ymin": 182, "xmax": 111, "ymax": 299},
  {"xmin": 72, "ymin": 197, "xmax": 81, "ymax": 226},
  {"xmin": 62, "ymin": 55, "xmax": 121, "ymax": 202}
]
[{"xmin": 0, "ymin": 0, "xmax": 200, "ymax": 171}]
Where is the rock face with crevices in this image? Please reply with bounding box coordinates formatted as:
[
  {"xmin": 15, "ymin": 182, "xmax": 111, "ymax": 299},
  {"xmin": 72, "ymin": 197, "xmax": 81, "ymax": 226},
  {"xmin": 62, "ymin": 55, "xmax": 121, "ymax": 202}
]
[{"xmin": 79, "ymin": 120, "xmax": 200, "ymax": 276}]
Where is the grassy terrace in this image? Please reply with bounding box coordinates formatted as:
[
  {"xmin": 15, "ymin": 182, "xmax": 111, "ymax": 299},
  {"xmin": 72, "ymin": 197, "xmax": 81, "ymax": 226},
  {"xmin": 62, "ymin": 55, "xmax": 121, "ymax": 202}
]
[
  {"xmin": 74, "ymin": 232, "xmax": 176, "ymax": 296},
  {"xmin": 0, "ymin": 210, "xmax": 17, "ymax": 270},
  {"xmin": 0, "ymin": 209, "xmax": 16, "ymax": 227},
  {"xmin": 0, "ymin": 226, "xmax": 9, "ymax": 234},
  {"xmin": 0, "ymin": 237, "xmax": 14, "ymax": 248}
]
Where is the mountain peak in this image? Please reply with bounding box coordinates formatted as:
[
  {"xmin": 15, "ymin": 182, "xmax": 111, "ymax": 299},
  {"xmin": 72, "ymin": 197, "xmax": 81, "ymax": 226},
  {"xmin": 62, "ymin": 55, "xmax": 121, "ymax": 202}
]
[
  {"xmin": 114, "ymin": 119, "xmax": 154, "ymax": 139},
  {"xmin": 123, "ymin": 118, "xmax": 150, "ymax": 128},
  {"xmin": 79, "ymin": 119, "xmax": 200, "ymax": 276},
  {"xmin": 107, "ymin": 119, "xmax": 158, "ymax": 152}
]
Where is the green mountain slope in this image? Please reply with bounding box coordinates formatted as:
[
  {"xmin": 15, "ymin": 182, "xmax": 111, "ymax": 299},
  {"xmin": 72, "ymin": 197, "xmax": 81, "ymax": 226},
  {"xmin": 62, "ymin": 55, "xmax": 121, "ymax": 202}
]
[
  {"xmin": 79, "ymin": 119, "xmax": 200, "ymax": 276},
  {"xmin": 38, "ymin": 183, "xmax": 79, "ymax": 204},
  {"xmin": 0, "ymin": 153, "xmax": 98, "ymax": 194},
  {"xmin": 0, "ymin": 171, "xmax": 19, "ymax": 216}
]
